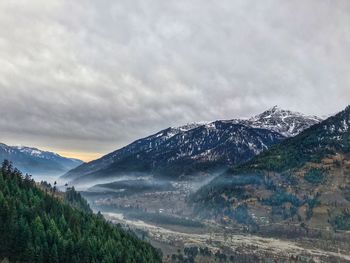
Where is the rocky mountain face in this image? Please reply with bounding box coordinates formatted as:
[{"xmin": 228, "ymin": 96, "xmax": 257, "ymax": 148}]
[
  {"xmin": 239, "ymin": 106, "xmax": 322, "ymax": 137},
  {"xmin": 63, "ymin": 107, "xmax": 321, "ymax": 183},
  {"xmin": 0, "ymin": 143, "xmax": 83, "ymax": 176},
  {"xmin": 191, "ymin": 106, "xmax": 350, "ymax": 231}
]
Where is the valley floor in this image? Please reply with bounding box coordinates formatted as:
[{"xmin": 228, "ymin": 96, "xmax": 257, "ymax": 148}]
[
  {"xmin": 79, "ymin": 172, "xmax": 350, "ymax": 263},
  {"xmin": 104, "ymin": 212, "xmax": 350, "ymax": 263}
]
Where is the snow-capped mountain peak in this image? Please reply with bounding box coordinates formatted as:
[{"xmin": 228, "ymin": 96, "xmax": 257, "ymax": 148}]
[
  {"xmin": 244, "ymin": 106, "xmax": 322, "ymax": 137},
  {"xmin": 156, "ymin": 106, "xmax": 320, "ymax": 141},
  {"xmin": 63, "ymin": 106, "xmax": 322, "ymax": 181}
]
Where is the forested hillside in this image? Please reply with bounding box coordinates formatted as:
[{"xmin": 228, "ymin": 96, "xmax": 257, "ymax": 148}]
[
  {"xmin": 191, "ymin": 106, "xmax": 350, "ymax": 231},
  {"xmin": 240, "ymin": 105, "xmax": 350, "ymax": 172},
  {"xmin": 0, "ymin": 161, "xmax": 161, "ymax": 263}
]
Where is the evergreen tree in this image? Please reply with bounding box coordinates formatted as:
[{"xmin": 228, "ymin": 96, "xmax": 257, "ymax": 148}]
[{"xmin": 0, "ymin": 161, "xmax": 161, "ymax": 263}]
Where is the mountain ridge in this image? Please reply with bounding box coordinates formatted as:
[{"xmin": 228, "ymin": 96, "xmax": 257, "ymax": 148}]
[
  {"xmin": 240, "ymin": 105, "xmax": 322, "ymax": 137},
  {"xmin": 0, "ymin": 143, "xmax": 83, "ymax": 176},
  {"xmin": 63, "ymin": 107, "xmax": 321, "ymax": 183},
  {"xmin": 191, "ymin": 105, "xmax": 350, "ymax": 230}
]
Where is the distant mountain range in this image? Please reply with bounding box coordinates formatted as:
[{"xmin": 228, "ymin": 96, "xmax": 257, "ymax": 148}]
[
  {"xmin": 191, "ymin": 105, "xmax": 350, "ymax": 230},
  {"xmin": 63, "ymin": 106, "xmax": 321, "ymax": 182},
  {"xmin": 0, "ymin": 143, "xmax": 83, "ymax": 176}
]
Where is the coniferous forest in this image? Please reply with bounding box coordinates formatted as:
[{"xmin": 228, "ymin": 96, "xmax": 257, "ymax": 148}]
[{"xmin": 0, "ymin": 161, "xmax": 162, "ymax": 263}]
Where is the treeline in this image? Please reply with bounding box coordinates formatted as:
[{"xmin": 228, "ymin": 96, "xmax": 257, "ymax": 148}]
[
  {"xmin": 0, "ymin": 160, "xmax": 162, "ymax": 263},
  {"xmin": 39, "ymin": 180, "xmax": 92, "ymax": 214}
]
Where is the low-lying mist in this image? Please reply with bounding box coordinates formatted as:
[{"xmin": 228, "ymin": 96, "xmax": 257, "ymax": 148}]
[
  {"xmin": 63, "ymin": 173, "xmax": 153, "ymax": 191},
  {"xmin": 74, "ymin": 170, "xmax": 224, "ymax": 230},
  {"xmin": 30, "ymin": 173, "xmax": 65, "ymax": 186}
]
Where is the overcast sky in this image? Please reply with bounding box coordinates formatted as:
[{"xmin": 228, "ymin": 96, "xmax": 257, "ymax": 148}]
[{"xmin": 0, "ymin": 0, "xmax": 350, "ymax": 161}]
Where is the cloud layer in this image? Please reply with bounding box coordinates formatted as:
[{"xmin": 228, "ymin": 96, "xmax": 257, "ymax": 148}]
[{"xmin": 1, "ymin": 0, "xmax": 350, "ymax": 159}]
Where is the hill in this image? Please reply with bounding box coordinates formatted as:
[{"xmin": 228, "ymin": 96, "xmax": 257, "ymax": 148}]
[
  {"xmin": 0, "ymin": 161, "xmax": 161, "ymax": 263},
  {"xmin": 191, "ymin": 106, "xmax": 350, "ymax": 231},
  {"xmin": 0, "ymin": 143, "xmax": 83, "ymax": 176}
]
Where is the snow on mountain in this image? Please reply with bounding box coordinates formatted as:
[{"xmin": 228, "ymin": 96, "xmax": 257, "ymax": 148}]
[
  {"xmin": 13, "ymin": 145, "xmax": 81, "ymax": 163},
  {"xmin": 160, "ymin": 123, "xmax": 205, "ymax": 139},
  {"xmin": 0, "ymin": 143, "xmax": 83, "ymax": 176},
  {"xmin": 63, "ymin": 106, "xmax": 322, "ymax": 182},
  {"xmin": 241, "ymin": 106, "xmax": 322, "ymax": 137},
  {"xmin": 191, "ymin": 105, "xmax": 350, "ymax": 230},
  {"xmin": 319, "ymin": 105, "xmax": 350, "ymax": 137},
  {"xmin": 15, "ymin": 146, "xmax": 60, "ymax": 159},
  {"xmin": 63, "ymin": 122, "xmax": 285, "ymax": 182}
]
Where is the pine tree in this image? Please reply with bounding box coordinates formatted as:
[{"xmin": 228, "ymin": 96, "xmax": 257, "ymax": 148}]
[{"xmin": 0, "ymin": 161, "xmax": 162, "ymax": 263}]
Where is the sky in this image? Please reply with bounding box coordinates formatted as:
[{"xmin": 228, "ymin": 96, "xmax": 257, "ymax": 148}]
[{"xmin": 0, "ymin": 0, "xmax": 350, "ymax": 161}]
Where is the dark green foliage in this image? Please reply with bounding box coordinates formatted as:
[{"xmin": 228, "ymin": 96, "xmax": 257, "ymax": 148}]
[
  {"xmin": 264, "ymin": 192, "xmax": 317, "ymax": 220},
  {"xmin": 199, "ymin": 247, "xmax": 212, "ymax": 257},
  {"xmin": 232, "ymin": 204, "xmax": 255, "ymax": 225},
  {"xmin": 304, "ymin": 168, "xmax": 326, "ymax": 184},
  {"xmin": 63, "ymin": 187, "xmax": 92, "ymax": 213},
  {"xmin": 191, "ymin": 173, "xmax": 262, "ymax": 203},
  {"xmin": 263, "ymin": 192, "xmax": 301, "ymax": 207},
  {"xmin": 190, "ymin": 173, "xmax": 263, "ymax": 219},
  {"xmin": 214, "ymin": 250, "xmax": 227, "ymax": 262},
  {"xmin": 184, "ymin": 247, "xmax": 199, "ymax": 259},
  {"xmin": 329, "ymin": 209, "xmax": 350, "ymax": 230},
  {"xmin": 305, "ymin": 195, "xmax": 320, "ymax": 220},
  {"xmin": 40, "ymin": 181, "xmax": 92, "ymax": 214},
  {"xmin": 0, "ymin": 160, "xmax": 161, "ymax": 263}
]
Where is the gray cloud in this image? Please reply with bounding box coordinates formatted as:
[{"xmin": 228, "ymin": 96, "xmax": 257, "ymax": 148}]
[{"xmin": 0, "ymin": 0, "xmax": 350, "ymax": 158}]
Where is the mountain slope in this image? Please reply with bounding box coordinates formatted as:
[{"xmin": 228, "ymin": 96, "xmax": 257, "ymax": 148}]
[
  {"xmin": 0, "ymin": 161, "xmax": 161, "ymax": 263},
  {"xmin": 191, "ymin": 106, "xmax": 350, "ymax": 230},
  {"xmin": 0, "ymin": 143, "xmax": 83, "ymax": 176},
  {"xmin": 64, "ymin": 123, "xmax": 285, "ymax": 182},
  {"xmin": 63, "ymin": 107, "xmax": 320, "ymax": 183},
  {"xmin": 241, "ymin": 105, "xmax": 350, "ymax": 172},
  {"xmin": 240, "ymin": 105, "xmax": 322, "ymax": 137}
]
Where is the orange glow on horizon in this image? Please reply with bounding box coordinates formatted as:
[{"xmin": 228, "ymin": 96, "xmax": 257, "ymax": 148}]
[{"xmin": 56, "ymin": 151, "xmax": 103, "ymax": 162}]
